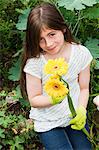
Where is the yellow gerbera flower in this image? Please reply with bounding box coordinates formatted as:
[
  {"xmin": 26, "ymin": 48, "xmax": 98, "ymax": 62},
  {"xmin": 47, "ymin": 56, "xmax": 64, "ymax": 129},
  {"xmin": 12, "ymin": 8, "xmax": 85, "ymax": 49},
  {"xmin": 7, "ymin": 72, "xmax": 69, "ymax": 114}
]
[
  {"xmin": 44, "ymin": 78, "xmax": 69, "ymax": 97},
  {"xmin": 44, "ymin": 58, "xmax": 68, "ymax": 76}
]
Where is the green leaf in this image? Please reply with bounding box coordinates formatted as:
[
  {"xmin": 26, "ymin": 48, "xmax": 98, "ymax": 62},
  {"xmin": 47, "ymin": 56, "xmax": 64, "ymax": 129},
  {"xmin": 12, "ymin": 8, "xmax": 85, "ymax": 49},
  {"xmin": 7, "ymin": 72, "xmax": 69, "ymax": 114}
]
[
  {"xmin": 85, "ymin": 38, "xmax": 99, "ymax": 70},
  {"xmin": 0, "ymin": 118, "xmax": 5, "ymax": 126},
  {"xmin": 15, "ymin": 8, "xmax": 25, "ymax": 14},
  {"xmin": 10, "ymin": 136, "xmax": 24, "ymax": 150},
  {"xmin": 19, "ymin": 98, "xmax": 30, "ymax": 107},
  {"xmin": 85, "ymin": 38, "xmax": 99, "ymax": 59},
  {"xmin": 95, "ymin": 60, "xmax": 99, "ymax": 69},
  {"xmin": 15, "ymin": 85, "xmax": 22, "ymax": 98},
  {"xmin": 57, "ymin": 0, "xmax": 97, "ymax": 10},
  {"xmin": 15, "ymin": 136, "xmax": 25, "ymax": 144},
  {"xmin": 8, "ymin": 57, "xmax": 21, "ymax": 81},
  {"xmin": 20, "ymin": 0, "xmax": 30, "ymax": 6},
  {"xmin": 96, "ymin": 0, "xmax": 99, "ymax": 3},
  {"xmin": 0, "ymin": 90, "xmax": 7, "ymax": 97},
  {"xmin": 16, "ymin": 8, "xmax": 31, "ymax": 30},
  {"xmin": 0, "ymin": 116, "xmax": 14, "ymax": 128},
  {"xmin": 0, "ymin": 145, "xmax": 2, "ymax": 149},
  {"xmin": 0, "ymin": 128, "xmax": 5, "ymax": 138},
  {"xmin": 0, "ymin": 111, "xmax": 5, "ymax": 117},
  {"xmin": 84, "ymin": 7, "xmax": 99, "ymax": 19}
]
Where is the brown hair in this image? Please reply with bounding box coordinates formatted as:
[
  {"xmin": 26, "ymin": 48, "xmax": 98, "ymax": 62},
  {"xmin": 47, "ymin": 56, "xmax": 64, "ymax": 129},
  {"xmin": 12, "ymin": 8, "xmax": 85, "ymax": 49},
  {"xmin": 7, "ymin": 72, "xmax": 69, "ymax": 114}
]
[{"xmin": 20, "ymin": 2, "xmax": 77, "ymax": 99}]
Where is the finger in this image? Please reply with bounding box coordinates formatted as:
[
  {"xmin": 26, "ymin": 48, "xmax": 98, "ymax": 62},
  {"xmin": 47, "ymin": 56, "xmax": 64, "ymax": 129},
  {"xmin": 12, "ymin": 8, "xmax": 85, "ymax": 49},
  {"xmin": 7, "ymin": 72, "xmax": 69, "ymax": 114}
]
[
  {"xmin": 71, "ymin": 123, "xmax": 84, "ymax": 130},
  {"xmin": 71, "ymin": 124, "xmax": 81, "ymax": 130},
  {"xmin": 69, "ymin": 116, "xmax": 79, "ymax": 124},
  {"xmin": 74, "ymin": 121, "xmax": 85, "ymax": 129},
  {"xmin": 77, "ymin": 119, "xmax": 86, "ymax": 127}
]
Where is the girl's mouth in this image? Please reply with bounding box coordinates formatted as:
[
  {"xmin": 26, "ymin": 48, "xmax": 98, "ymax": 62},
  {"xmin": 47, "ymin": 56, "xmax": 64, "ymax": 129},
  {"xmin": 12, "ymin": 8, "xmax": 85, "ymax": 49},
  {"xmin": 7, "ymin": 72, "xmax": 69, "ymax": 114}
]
[{"xmin": 47, "ymin": 46, "xmax": 56, "ymax": 51}]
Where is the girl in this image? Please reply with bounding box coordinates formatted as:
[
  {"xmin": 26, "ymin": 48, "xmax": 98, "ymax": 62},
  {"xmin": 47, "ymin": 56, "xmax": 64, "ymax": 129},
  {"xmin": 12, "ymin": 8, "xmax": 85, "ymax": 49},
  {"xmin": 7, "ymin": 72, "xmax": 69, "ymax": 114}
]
[{"xmin": 20, "ymin": 2, "xmax": 93, "ymax": 150}]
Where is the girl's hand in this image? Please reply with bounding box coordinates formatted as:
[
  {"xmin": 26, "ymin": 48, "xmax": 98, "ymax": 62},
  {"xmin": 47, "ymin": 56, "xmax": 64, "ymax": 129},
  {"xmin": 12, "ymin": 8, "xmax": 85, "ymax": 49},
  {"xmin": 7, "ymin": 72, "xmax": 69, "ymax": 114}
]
[
  {"xmin": 49, "ymin": 95, "xmax": 66, "ymax": 105},
  {"xmin": 69, "ymin": 106, "xmax": 86, "ymax": 130}
]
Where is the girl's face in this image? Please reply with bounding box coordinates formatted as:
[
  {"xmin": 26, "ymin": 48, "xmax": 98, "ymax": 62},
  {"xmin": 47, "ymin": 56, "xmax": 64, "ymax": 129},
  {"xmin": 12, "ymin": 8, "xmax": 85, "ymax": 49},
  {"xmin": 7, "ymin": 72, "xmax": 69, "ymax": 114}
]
[{"xmin": 39, "ymin": 26, "xmax": 65, "ymax": 55}]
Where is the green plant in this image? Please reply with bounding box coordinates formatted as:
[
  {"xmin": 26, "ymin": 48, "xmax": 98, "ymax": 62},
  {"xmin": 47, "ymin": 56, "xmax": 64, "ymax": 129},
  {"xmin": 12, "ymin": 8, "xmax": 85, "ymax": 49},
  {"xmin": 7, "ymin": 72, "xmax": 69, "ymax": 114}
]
[{"xmin": 0, "ymin": 90, "xmax": 43, "ymax": 150}]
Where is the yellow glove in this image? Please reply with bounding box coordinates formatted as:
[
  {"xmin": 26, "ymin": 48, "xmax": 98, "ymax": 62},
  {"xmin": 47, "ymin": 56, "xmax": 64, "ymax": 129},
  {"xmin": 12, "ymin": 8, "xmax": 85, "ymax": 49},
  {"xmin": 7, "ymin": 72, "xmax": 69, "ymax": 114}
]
[
  {"xmin": 49, "ymin": 95, "xmax": 66, "ymax": 105},
  {"xmin": 69, "ymin": 106, "xmax": 86, "ymax": 130}
]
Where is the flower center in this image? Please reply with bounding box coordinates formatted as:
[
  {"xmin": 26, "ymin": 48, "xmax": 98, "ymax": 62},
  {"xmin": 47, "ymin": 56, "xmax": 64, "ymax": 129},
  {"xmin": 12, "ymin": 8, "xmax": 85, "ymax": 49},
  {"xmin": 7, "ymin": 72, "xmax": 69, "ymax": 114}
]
[
  {"xmin": 54, "ymin": 85, "xmax": 58, "ymax": 88},
  {"xmin": 54, "ymin": 65, "xmax": 58, "ymax": 69},
  {"xmin": 53, "ymin": 84, "xmax": 60, "ymax": 90}
]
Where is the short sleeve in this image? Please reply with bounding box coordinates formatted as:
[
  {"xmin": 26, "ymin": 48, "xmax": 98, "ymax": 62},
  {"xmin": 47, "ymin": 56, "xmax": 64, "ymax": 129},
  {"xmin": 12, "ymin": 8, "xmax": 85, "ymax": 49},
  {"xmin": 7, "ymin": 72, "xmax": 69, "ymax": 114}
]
[
  {"xmin": 79, "ymin": 45, "xmax": 93, "ymax": 71},
  {"xmin": 23, "ymin": 58, "xmax": 41, "ymax": 79}
]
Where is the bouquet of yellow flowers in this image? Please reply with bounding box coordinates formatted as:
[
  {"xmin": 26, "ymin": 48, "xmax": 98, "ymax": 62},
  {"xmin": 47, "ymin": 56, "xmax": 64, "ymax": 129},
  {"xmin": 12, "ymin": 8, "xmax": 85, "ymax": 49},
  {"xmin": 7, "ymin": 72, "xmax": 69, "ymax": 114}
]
[{"xmin": 44, "ymin": 58, "xmax": 95, "ymax": 146}]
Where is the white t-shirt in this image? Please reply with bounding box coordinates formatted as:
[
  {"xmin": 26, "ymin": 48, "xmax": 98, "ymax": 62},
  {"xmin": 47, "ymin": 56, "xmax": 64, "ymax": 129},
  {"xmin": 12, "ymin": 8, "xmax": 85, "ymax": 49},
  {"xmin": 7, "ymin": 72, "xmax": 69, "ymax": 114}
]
[{"xmin": 24, "ymin": 44, "xmax": 93, "ymax": 132}]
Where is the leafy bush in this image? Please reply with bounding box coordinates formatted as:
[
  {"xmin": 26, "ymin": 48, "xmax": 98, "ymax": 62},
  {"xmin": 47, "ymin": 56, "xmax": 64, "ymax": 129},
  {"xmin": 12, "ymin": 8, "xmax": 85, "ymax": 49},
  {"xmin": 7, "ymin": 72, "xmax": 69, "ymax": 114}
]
[{"xmin": 0, "ymin": 90, "xmax": 43, "ymax": 150}]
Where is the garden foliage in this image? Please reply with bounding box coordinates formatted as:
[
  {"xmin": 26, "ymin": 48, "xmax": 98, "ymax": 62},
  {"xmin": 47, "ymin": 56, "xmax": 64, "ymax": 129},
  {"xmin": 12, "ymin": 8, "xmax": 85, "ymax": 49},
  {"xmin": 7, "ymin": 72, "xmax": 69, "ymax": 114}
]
[{"xmin": 0, "ymin": 0, "xmax": 99, "ymax": 149}]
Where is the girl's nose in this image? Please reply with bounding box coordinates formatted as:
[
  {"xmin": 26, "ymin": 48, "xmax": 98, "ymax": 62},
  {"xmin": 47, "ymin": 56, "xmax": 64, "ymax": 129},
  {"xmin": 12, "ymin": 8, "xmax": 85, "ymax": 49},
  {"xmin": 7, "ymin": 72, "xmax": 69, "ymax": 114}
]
[{"xmin": 46, "ymin": 39, "xmax": 53, "ymax": 48}]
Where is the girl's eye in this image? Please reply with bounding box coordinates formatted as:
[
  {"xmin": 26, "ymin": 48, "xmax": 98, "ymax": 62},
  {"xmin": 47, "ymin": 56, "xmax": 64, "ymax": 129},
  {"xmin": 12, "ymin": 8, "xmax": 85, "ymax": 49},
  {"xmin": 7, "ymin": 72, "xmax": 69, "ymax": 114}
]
[{"xmin": 49, "ymin": 33, "xmax": 55, "ymax": 37}]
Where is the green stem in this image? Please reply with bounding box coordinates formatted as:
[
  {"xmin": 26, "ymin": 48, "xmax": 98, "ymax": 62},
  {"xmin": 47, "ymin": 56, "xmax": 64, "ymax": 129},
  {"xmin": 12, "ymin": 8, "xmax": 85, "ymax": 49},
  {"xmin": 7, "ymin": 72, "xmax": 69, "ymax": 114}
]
[
  {"xmin": 61, "ymin": 77, "xmax": 96, "ymax": 147},
  {"xmin": 67, "ymin": 94, "xmax": 76, "ymax": 118}
]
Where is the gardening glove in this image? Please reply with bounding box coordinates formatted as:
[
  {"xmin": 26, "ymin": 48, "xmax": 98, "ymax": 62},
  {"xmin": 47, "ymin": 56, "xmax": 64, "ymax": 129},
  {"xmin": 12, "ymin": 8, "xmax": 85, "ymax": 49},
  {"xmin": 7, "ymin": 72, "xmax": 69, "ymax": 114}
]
[
  {"xmin": 49, "ymin": 95, "xmax": 66, "ymax": 105},
  {"xmin": 69, "ymin": 106, "xmax": 86, "ymax": 130}
]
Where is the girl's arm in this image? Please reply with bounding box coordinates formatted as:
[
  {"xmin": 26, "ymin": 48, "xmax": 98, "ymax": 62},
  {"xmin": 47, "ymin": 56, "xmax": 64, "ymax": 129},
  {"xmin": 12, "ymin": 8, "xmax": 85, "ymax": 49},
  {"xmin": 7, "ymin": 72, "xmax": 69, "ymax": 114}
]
[
  {"xmin": 69, "ymin": 64, "xmax": 91, "ymax": 130},
  {"xmin": 78, "ymin": 64, "xmax": 91, "ymax": 109},
  {"xmin": 26, "ymin": 73, "xmax": 52, "ymax": 108}
]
